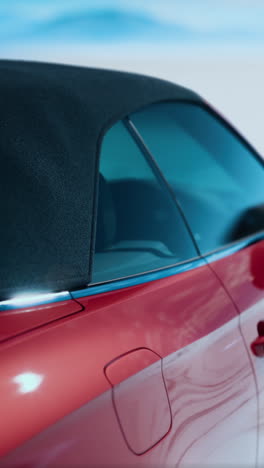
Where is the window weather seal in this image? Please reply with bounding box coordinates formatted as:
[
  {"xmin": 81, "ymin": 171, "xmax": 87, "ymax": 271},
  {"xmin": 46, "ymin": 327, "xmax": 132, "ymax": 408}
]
[
  {"xmin": 123, "ymin": 117, "xmax": 201, "ymax": 257},
  {"xmin": 1, "ymin": 231, "xmax": 263, "ymax": 310}
]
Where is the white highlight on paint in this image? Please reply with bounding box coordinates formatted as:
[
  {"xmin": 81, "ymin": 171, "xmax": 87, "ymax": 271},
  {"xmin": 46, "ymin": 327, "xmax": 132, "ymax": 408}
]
[
  {"xmin": 224, "ymin": 339, "xmax": 239, "ymax": 350},
  {"xmin": 13, "ymin": 372, "xmax": 44, "ymax": 394},
  {"xmin": 0, "ymin": 291, "xmax": 68, "ymax": 308}
]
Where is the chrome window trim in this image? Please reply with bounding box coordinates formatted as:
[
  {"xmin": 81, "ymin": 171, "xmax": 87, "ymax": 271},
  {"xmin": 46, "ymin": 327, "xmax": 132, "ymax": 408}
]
[
  {"xmin": 205, "ymin": 230, "xmax": 264, "ymax": 263},
  {"xmin": 1, "ymin": 230, "xmax": 263, "ymax": 310},
  {"xmin": 73, "ymin": 230, "xmax": 264, "ymax": 300},
  {"xmin": 72, "ymin": 256, "xmax": 205, "ymax": 300},
  {"xmin": 0, "ymin": 291, "xmax": 71, "ymax": 312}
]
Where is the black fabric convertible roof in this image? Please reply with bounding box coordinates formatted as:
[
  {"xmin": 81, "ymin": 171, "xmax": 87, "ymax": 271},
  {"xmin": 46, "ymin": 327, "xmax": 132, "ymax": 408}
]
[{"xmin": 0, "ymin": 60, "xmax": 201, "ymax": 298}]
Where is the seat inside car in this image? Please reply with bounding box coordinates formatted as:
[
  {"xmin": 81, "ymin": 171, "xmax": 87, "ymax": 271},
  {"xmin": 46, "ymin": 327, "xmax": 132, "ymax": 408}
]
[{"xmin": 93, "ymin": 174, "xmax": 186, "ymax": 282}]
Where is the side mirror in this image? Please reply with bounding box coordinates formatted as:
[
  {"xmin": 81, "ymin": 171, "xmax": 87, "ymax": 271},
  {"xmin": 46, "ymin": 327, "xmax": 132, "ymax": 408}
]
[{"xmin": 230, "ymin": 204, "xmax": 264, "ymax": 241}]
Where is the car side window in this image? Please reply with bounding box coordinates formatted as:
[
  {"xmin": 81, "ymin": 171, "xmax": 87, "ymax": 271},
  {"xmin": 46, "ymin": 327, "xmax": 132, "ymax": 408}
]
[
  {"xmin": 130, "ymin": 102, "xmax": 264, "ymax": 254},
  {"xmin": 92, "ymin": 120, "xmax": 197, "ymax": 284}
]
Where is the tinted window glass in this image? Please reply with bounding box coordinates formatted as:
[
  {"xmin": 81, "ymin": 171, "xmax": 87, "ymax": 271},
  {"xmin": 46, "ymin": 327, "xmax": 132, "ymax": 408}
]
[
  {"xmin": 131, "ymin": 103, "xmax": 264, "ymax": 253},
  {"xmin": 92, "ymin": 120, "xmax": 196, "ymax": 283}
]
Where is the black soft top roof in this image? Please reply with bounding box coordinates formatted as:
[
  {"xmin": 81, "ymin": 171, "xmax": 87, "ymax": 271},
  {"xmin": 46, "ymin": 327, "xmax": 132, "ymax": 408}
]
[{"xmin": 0, "ymin": 60, "xmax": 201, "ymax": 298}]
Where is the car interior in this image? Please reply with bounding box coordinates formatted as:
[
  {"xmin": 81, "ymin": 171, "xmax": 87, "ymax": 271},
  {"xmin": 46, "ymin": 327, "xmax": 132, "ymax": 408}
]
[{"xmin": 93, "ymin": 174, "xmax": 190, "ymax": 283}]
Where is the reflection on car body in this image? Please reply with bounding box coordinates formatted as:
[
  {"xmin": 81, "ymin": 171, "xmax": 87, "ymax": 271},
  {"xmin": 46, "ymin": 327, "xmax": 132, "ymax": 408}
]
[{"xmin": 0, "ymin": 60, "xmax": 263, "ymax": 467}]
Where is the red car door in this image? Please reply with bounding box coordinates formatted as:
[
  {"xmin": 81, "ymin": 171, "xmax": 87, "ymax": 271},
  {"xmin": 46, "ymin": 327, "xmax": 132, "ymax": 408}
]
[
  {"xmin": 130, "ymin": 100, "xmax": 264, "ymax": 467},
  {"xmin": 0, "ymin": 116, "xmax": 257, "ymax": 467},
  {"xmin": 0, "ymin": 265, "xmax": 257, "ymax": 466},
  {"xmin": 207, "ymin": 240, "xmax": 264, "ymax": 467}
]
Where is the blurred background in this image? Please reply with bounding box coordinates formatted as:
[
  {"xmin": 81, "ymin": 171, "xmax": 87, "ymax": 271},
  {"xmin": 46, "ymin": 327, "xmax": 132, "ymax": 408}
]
[{"xmin": 1, "ymin": 0, "xmax": 264, "ymax": 153}]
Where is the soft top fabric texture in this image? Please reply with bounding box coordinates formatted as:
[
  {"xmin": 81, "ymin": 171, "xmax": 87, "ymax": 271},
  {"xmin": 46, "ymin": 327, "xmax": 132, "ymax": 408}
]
[{"xmin": 0, "ymin": 60, "xmax": 201, "ymax": 299}]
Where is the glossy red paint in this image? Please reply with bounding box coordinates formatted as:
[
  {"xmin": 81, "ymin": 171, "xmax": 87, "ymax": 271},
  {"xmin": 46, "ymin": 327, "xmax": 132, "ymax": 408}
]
[
  {"xmin": 2, "ymin": 320, "xmax": 256, "ymax": 467},
  {"xmin": 0, "ymin": 299, "xmax": 83, "ymax": 343},
  {"xmin": 208, "ymin": 241, "xmax": 264, "ymax": 313},
  {"xmin": 105, "ymin": 347, "xmax": 160, "ymax": 386},
  {"xmin": 0, "ymin": 260, "xmax": 257, "ymax": 466},
  {"xmin": 207, "ymin": 240, "xmax": 264, "ymax": 467},
  {"xmin": 106, "ymin": 348, "xmax": 172, "ymax": 455}
]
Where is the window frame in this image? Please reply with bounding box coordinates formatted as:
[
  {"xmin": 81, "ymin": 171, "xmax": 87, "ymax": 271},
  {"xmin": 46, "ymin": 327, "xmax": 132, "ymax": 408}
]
[
  {"xmin": 89, "ymin": 112, "xmax": 201, "ymax": 286},
  {"xmin": 89, "ymin": 98, "xmax": 264, "ymax": 288},
  {"xmin": 129, "ymin": 99, "xmax": 264, "ymax": 258}
]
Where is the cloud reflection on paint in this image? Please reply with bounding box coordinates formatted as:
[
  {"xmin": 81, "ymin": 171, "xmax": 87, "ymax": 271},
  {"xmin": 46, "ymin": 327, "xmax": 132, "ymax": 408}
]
[{"xmin": 13, "ymin": 372, "xmax": 44, "ymax": 394}]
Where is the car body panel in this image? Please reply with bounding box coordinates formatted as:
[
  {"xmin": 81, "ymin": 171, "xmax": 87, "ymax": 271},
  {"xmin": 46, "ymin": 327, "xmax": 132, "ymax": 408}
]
[
  {"xmin": 0, "ymin": 294, "xmax": 83, "ymax": 343},
  {"xmin": 2, "ymin": 316, "xmax": 257, "ymax": 467},
  {"xmin": 105, "ymin": 348, "xmax": 172, "ymax": 455},
  {"xmin": 207, "ymin": 239, "xmax": 264, "ymax": 467},
  {"xmin": 0, "ymin": 260, "xmax": 257, "ymax": 466},
  {"xmin": 1, "ymin": 61, "xmax": 263, "ymax": 466}
]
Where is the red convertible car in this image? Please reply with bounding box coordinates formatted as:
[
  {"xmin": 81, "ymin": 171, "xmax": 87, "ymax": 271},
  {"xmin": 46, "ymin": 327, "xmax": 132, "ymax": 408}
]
[{"xmin": 0, "ymin": 60, "xmax": 264, "ymax": 467}]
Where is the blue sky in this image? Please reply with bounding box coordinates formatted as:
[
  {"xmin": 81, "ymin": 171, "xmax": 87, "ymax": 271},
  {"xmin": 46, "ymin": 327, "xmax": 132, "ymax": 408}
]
[{"xmin": 1, "ymin": 0, "xmax": 264, "ymax": 51}]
